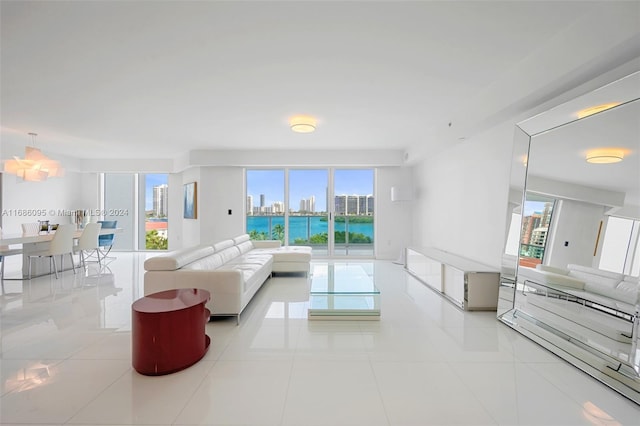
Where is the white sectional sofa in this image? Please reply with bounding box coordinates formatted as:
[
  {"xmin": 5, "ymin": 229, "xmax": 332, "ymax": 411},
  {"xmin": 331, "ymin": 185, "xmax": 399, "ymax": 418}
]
[
  {"xmin": 518, "ymin": 263, "xmax": 639, "ymax": 342},
  {"xmin": 143, "ymin": 234, "xmax": 311, "ymax": 323}
]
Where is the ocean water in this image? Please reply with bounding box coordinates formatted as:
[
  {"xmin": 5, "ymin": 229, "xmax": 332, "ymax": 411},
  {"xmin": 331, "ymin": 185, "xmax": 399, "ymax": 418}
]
[{"xmin": 246, "ymin": 216, "xmax": 373, "ymax": 241}]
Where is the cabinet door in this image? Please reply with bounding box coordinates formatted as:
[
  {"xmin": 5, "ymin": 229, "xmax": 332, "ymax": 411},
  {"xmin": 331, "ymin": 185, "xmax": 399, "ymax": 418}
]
[
  {"xmin": 443, "ymin": 265, "xmax": 465, "ymax": 308},
  {"xmin": 406, "ymin": 249, "xmax": 428, "ymax": 282},
  {"xmin": 425, "ymin": 257, "xmax": 443, "ymax": 291}
]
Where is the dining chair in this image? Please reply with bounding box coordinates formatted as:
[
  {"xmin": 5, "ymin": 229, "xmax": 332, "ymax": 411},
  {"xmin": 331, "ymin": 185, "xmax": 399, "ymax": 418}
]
[
  {"xmin": 74, "ymin": 222, "xmax": 102, "ymax": 269},
  {"xmin": 27, "ymin": 224, "xmax": 77, "ymax": 279},
  {"xmin": 21, "ymin": 222, "xmax": 40, "ymax": 235},
  {"xmin": 96, "ymin": 220, "xmax": 117, "ymax": 262},
  {"xmin": 0, "ymin": 227, "xmax": 23, "ymax": 286}
]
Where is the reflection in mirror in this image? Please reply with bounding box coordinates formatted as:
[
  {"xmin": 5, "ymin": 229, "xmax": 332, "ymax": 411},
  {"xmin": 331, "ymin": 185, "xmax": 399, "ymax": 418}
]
[
  {"xmin": 499, "ymin": 72, "xmax": 640, "ymax": 405},
  {"xmin": 497, "ymin": 126, "xmax": 531, "ymax": 317}
]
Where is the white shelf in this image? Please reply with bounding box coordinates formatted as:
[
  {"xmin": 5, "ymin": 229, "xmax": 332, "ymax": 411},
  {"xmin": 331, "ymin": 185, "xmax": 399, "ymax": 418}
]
[{"xmin": 405, "ymin": 247, "xmax": 500, "ymax": 310}]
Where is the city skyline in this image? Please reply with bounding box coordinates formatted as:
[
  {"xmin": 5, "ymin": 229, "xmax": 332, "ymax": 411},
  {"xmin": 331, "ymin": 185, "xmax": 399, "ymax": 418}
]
[{"xmin": 247, "ymin": 169, "xmax": 373, "ymax": 212}]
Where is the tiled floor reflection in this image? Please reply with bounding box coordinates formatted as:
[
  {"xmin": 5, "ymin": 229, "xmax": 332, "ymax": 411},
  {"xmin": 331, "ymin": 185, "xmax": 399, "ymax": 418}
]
[{"xmin": 1, "ymin": 253, "xmax": 639, "ymax": 425}]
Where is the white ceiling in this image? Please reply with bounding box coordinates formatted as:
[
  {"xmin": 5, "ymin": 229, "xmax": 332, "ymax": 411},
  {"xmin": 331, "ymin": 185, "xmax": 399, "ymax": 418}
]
[{"xmin": 1, "ymin": 1, "xmax": 639, "ymax": 161}]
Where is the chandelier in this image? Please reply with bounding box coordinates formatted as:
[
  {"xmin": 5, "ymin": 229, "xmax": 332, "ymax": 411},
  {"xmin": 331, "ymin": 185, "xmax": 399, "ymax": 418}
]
[{"xmin": 3, "ymin": 133, "xmax": 64, "ymax": 181}]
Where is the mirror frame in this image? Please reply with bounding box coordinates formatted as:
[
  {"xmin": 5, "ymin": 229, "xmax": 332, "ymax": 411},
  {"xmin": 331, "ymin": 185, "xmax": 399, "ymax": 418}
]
[{"xmin": 498, "ymin": 71, "xmax": 640, "ymax": 405}]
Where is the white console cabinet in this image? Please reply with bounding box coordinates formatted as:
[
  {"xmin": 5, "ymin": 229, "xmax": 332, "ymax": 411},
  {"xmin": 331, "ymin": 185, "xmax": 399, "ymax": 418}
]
[{"xmin": 405, "ymin": 247, "xmax": 500, "ymax": 310}]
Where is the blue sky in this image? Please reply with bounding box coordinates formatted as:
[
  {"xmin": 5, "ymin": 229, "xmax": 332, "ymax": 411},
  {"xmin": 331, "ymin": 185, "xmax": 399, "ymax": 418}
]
[
  {"xmin": 523, "ymin": 200, "xmax": 549, "ymax": 216},
  {"xmin": 247, "ymin": 169, "xmax": 373, "ymax": 212},
  {"xmin": 143, "ymin": 170, "xmax": 374, "ymax": 212}
]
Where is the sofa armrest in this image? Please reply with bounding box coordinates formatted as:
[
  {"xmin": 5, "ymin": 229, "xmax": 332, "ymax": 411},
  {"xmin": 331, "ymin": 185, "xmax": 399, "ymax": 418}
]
[{"xmin": 252, "ymin": 240, "xmax": 282, "ymax": 249}]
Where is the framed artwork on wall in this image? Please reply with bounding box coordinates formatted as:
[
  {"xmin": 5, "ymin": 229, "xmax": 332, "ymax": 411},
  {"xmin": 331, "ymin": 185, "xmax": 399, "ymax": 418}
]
[{"xmin": 183, "ymin": 182, "xmax": 197, "ymax": 219}]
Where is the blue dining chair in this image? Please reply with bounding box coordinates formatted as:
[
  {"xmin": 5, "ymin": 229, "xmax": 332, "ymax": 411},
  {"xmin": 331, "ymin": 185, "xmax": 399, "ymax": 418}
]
[{"xmin": 96, "ymin": 220, "xmax": 117, "ymax": 262}]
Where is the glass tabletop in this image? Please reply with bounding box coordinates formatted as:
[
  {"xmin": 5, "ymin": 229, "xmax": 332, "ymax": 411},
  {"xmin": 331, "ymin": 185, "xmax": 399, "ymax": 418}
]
[{"xmin": 310, "ymin": 263, "xmax": 380, "ymax": 295}]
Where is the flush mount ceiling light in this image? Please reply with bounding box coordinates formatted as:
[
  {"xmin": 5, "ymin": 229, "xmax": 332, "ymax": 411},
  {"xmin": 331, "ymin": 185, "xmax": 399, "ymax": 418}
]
[
  {"xmin": 289, "ymin": 115, "xmax": 317, "ymax": 133},
  {"xmin": 576, "ymin": 102, "xmax": 621, "ymax": 119},
  {"xmin": 585, "ymin": 148, "xmax": 624, "ymax": 164}
]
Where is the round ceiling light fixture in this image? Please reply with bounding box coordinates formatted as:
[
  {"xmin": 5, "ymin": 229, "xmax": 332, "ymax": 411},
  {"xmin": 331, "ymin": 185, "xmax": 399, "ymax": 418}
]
[
  {"xmin": 585, "ymin": 148, "xmax": 624, "ymax": 164},
  {"xmin": 289, "ymin": 115, "xmax": 317, "ymax": 133}
]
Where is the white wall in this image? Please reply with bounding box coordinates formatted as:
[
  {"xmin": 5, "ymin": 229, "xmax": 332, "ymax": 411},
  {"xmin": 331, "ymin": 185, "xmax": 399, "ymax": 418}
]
[
  {"xmin": 1, "ymin": 172, "xmax": 84, "ymax": 234},
  {"xmin": 376, "ymin": 167, "xmax": 413, "ymax": 260},
  {"xmin": 199, "ymin": 167, "xmax": 245, "ymax": 244},
  {"xmin": 546, "ymin": 199, "xmax": 605, "ymax": 269},
  {"xmin": 410, "ymin": 122, "xmax": 514, "ymax": 268},
  {"xmin": 168, "ymin": 173, "xmax": 183, "ymax": 249},
  {"xmin": 179, "ymin": 167, "xmax": 204, "ymax": 247}
]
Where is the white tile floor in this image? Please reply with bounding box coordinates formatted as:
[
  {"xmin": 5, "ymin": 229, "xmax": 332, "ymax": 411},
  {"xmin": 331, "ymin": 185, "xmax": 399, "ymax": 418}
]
[{"xmin": 1, "ymin": 253, "xmax": 639, "ymax": 425}]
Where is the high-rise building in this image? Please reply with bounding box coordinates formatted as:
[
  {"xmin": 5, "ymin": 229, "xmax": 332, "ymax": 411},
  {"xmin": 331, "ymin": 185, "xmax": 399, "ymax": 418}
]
[
  {"xmin": 366, "ymin": 195, "xmax": 374, "ymax": 215},
  {"xmin": 272, "ymin": 201, "xmax": 285, "ymax": 214},
  {"xmin": 260, "ymin": 194, "xmax": 265, "ymax": 208},
  {"xmin": 153, "ymin": 184, "xmax": 168, "ymax": 217},
  {"xmin": 335, "ymin": 195, "xmax": 347, "ymax": 215},
  {"xmin": 299, "ymin": 196, "xmax": 316, "ymax": 213},
  {"xmin": 246, "ymin": 195, "xmax": 253, "ymax": 216},
  {"xmin": 334, "ymin": 194, "xmax": 374, "ymax": 215}
]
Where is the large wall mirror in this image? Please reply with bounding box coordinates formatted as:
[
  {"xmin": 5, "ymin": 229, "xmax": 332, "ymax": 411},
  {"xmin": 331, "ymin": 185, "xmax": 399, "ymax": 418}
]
[{"xmin": 499, "ymin": 71, "xmax": 640, "ymax": 405}]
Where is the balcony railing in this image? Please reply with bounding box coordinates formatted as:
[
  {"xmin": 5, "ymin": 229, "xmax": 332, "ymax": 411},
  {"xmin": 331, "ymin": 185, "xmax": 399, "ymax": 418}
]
[{"xmin": 246, "ymin": 214, "xmax": 373, "ymax": 254}]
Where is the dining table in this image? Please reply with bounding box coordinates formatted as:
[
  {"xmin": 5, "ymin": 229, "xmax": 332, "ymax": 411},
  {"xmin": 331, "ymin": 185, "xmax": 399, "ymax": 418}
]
[{"xmin": 0, "ymin": 227, "xmax": 123, "ymax": 278}]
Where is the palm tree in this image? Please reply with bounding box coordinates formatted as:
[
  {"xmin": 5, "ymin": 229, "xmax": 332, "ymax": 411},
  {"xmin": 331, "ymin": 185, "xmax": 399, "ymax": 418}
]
[{"xmin": 272, "ymin": 224, "xmax": 284, "ymax": 242}]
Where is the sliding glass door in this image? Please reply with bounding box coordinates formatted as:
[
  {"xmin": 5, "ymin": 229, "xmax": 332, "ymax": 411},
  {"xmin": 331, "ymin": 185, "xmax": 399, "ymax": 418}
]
[
  {"xmin": 333, "ymin": 169, "xmax": 374, "ymax": 257},
  {"xmin": 246, "ymin": 170, "xmax": 285, "ymax": 242},
  {"xmin": 246, "ymin": 168, "xmax": 374, "ymax": 257},
  {"xmin": 102, "ymin": 173, "xmax": 169, "ymax": 251},
  {"xmin": 288, "ymin": 169, "xmax": 329, "ymax": 255}
]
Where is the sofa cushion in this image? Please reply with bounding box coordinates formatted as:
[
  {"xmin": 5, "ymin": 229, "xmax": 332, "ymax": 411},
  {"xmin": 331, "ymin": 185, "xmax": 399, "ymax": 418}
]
[
  {"xmin": 218, "ymin": 262, "xmax": 269, "ymax": 291},
  {"xmin": 213, "ymin": 239, "xmax": 235, "ymax": 252},
  {"xmin": 567, "ymin": 264, "xmax": 624, "ymax": 281},
  {"xmin": 144, "ymin": 246, "xmax": 215, "ymax": 271},
  {"xmin": 584, "ymin": 281, "xmax": 638, "ymax": 304},
  {"xmin": 228, "ymin": 253, "xmax": 273, "ymax": 265},
  {"xmin": 617, "ymin": 280, "xmax": 640, "ymax": 304},
  {"xmin": 233, "ymin": 234, "xmax": 251, "ymax": 245},
  {"xmin": 519, "ymin": 266, "xmax": 585, "ymax": 289},
  {"xmin": 568, "ymin": 270, "xmax": 620, "ymax": 288},
  {"xmin": 271, "ymin": 246, "xmax": 312, "ymax": 262},
  {"xmin": 218, "ymin": 246, "xmax": 241, "ymax": 263},
  {"xmin": 183, "ymin": 253, "xmax": 227, "ymax": 270},
  {"xmin": 536, "ymin": 264, "xmax": 569, "ymax": 275},
  {"xmin": 237, "ymin": 240, "xmax": 254, "ymax": 254},
  {"xmin": 251, "ymin": 240, "xmax": 282, "ymax": 249}
]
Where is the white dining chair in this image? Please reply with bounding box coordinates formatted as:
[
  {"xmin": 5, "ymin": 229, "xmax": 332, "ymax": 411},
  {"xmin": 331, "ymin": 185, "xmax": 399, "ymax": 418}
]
[
  {"xmin": 74, "ymin": 222, "xmax": 102, "ymax": 269},
  {"xmin": 27, "ymin": 224, "xmax": 77, "ymax": 279},
  {"xmin": 0, "ymin": 227, "xmax": 23, "ymax": 286},
  {"xmin": 21, "ymin": 222, "xmax": 40, "ymax": 234}
]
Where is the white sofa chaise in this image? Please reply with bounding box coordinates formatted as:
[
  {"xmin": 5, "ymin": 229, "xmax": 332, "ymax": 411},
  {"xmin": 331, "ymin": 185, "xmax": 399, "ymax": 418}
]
[{"xmin": 143, "ymin": 234, "xmax": 311, "ymax": 323}]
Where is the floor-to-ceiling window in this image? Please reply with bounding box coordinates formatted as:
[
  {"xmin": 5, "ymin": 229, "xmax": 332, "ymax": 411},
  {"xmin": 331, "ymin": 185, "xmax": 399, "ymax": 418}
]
[
  {"xmin": 102, "ymin": 173, "xmax": 169, "ymax": 251},
  {"xmin": 246, "ymin": 168, "xmax": 374, "ymax": 257},
  {"xmin": 288, "ymin": 169, "xmax": 328, "ymax": 254},
  {"xmin": 333, "ymin": 169, "xmax": 374, "ymax": 257},
  {"xmin": 599, "ymin": 216, "xmax": 640, "ymax": 276},
  {"xmin": 142, "ymin": 174, "xmax": 169, "ymax": 250},
  {"xmin": 103, "ymin": 174, "xmax": 136, "ymax": 251},
  {"xmin": 246, "ymin": 169, "xmax": 285, "ymax": 242},
  {"xmin": 519, "ymin": 195, "xmax": 555, "ymax": 267}
]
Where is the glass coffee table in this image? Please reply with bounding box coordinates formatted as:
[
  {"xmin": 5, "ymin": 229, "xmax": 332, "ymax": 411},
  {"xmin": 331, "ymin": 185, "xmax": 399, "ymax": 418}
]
[{"xmin": 308, "ymin": 263, "xmax": 380, "ymax": 320}]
